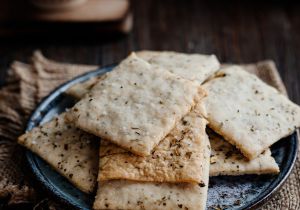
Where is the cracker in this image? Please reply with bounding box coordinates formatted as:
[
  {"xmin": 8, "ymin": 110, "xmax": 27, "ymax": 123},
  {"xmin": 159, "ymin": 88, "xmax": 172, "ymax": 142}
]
[
  {"xmin": 202, "ymin": 66, "xmax": 300, "ymax": 159},
  {"xmin": 18, "ymin": 113, "xmax": 99, "ymax": 193},
  {"xmin": 136, "ymin": 51, "xmax": 220, "ymax": 84},
  {"xmin": 94, "ymin": 134, "xmax": 210, "ymax": 210},
  {"xmin": 208, "ymin": 129, "xmax": 279, "ymax": 176},
  {"xmin": 93, "ymin": 180, "xmax": 208, "ymax": 210},
  {"xmin": 68, "ymin": 53, "xmax": 204, "ymax": 156},
  {"xmin": 65, "ymin": 76, "xmax": 104, "ymax": 99},
  {"xmin": 99, "ymin": 108, "xmax": 209, "ymax": 184}
]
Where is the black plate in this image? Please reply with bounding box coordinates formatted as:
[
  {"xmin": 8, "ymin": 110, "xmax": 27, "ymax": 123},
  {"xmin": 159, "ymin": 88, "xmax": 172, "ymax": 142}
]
[{"xmin": 25, "ymin": 65, "xmax": 298, "ymax": 210}]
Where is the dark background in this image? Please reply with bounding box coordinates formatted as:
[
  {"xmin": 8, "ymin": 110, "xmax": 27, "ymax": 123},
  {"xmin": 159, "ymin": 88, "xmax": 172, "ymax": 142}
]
[{"xmin": 0, "ymin": 0, "xmax": 299, "ymax": 104}]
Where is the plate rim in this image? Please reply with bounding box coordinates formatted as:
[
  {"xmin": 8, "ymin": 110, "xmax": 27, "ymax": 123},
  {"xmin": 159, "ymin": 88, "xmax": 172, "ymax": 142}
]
[
  {"xmin": 246, "ymin": 132, "xmax": 298, "ymax": 209},
  {"xmin": 25, "ymin": 65, "xmax": 299, "ymax": 210}
]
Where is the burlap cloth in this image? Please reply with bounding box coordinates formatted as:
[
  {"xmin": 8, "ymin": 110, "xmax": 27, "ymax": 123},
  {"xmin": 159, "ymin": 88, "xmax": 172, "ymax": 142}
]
[{"xmin": 0, "ymin": 51, "xmax": 298, "ymax": 209}]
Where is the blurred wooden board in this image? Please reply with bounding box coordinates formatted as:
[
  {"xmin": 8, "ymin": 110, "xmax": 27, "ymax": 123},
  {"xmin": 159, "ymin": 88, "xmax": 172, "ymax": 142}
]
[
  {"xmin": 0, "ymin": 0, "xmax": 132, "ymax": 35},
  {"xmin": 0, "ymin": 0, "xmax": 130, "ymax": 22}
]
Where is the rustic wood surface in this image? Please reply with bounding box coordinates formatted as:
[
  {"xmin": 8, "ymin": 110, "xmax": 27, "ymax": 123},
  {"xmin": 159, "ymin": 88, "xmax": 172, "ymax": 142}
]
[{"xmin": 0, "ymin": 0, "xmax": 299, "ymax": 104}]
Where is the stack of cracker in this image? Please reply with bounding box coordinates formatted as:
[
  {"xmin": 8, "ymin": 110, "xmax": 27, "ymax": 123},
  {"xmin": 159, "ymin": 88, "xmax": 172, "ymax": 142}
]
[{"xmin": 18, "ymin": 51, "xmax": 300, "ymax": 210}]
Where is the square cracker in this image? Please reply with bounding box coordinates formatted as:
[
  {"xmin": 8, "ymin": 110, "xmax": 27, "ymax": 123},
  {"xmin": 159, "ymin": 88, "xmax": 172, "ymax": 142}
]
[
  {"xmin": 202, "ymin": 66, "xmax": 300, "ymax": 159},
  {"xmin": 136, "ymin": 50, "xmax": 220, "ymax": 84},
  {"xmin": 208, "ymin": 130, "xmax": 279, "ymax": 176},
  {"xmin": 68, "ymin": 53, "xmax": 204, "ymax": 156},
  {"xmin": 18, "ymin": 113, "xmax": 99, "ymax": 193},
  {"xmin": 93, "ymin": 180, "xmax": 208, "ymax": 210},
  {"xmin": 99, "ymin": 106, "xmax": 210, "ymax": 184}
]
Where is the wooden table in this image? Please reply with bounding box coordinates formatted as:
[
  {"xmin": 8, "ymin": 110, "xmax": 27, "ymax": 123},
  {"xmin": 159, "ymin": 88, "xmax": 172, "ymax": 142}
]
[{"xmin": 0, "ymin": 0, "xmax": 299, "ymax": 106}]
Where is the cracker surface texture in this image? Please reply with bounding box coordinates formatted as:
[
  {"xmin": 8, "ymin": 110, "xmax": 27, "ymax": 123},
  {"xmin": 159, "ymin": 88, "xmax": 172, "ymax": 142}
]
[
  {"xmin": 202, "ymin": 66, "xmax": 300, "ymax": 159},
  {"xmin": 136, "ymin": 50, "xmax": 220, "ymax": 84},
  {"xmin": 69, "ymin": 53, "xmax": 203, "ymax": 156},
  {"xmin": 93, "ymin": 180, "xmax": 207, "ymax": 210},
  {"xmin": 18, "ymin": 113, "xmax": 99, "ymax": 193}
]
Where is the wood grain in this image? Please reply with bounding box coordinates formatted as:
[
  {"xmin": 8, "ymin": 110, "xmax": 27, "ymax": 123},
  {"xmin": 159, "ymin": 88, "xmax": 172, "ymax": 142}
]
[{"xmin": 0, "ymin": 0, "xmax": 299, "ymax": 106}]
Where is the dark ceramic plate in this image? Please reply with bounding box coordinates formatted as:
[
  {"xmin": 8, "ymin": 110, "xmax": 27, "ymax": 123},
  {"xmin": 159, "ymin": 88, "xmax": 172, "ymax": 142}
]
[{"xmin": 25, "ymin": 65, "xmax": 298, "ymax": 210}]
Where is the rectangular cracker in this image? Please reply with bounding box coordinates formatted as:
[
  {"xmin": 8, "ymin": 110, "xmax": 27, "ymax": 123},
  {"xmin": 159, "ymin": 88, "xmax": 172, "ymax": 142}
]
[
  {"xmin": 93, "ymin": 181, "xmax": 208, "ymax": 210},
  {"xmin": 136, "ymin": 51, "xmax": 220, "ymax": 84},
  {"xmin": 18, "ymin": 113, "xmax": 99, "ymax": 193},
  {"xmin": 99, "ymin": 107, "xmax": 209, "ymax": 184},
  {"xmin": 202, "ymin": 66, "xmax": 300, "ymax": 159},
  {"xmin": 68, "ymin": 53, "xmax": 204, "ymax": 156},
  {"xmin": 208, "ymin": 129, "xmax": 279, "ymax": 176}
]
